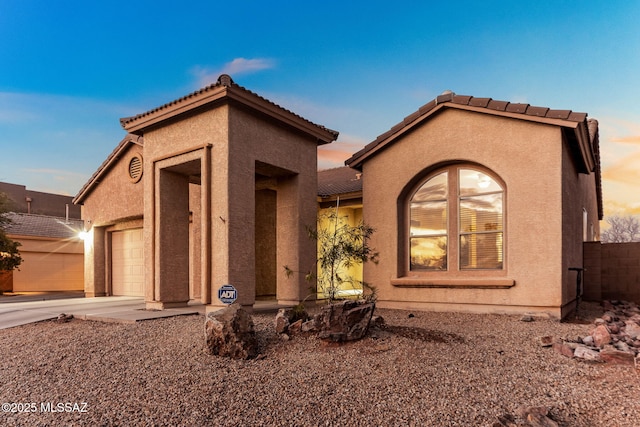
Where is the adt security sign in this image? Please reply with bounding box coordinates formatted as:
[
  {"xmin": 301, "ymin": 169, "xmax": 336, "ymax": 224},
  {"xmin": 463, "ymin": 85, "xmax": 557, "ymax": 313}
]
[{"xmin": 218, "ymin": 284, "xmax": 237, "ymax": 304}]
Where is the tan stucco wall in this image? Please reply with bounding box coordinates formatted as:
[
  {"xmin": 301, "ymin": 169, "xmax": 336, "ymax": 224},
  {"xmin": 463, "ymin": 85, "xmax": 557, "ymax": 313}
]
[
  {"xmin": 227, "ymin": 105, "xmax": 319, "ymax": 307},
  {"xmin": 80, "ymin": 143, "xmax": 145, "ymax": 297},
  {"xmin": 560, "ymin": 135, "xmax": 601, "ymax": 316},
  {"xmin": 11, "ymin": 236, "xmax": 83, "ymax": 291},
  {"xmin": 361, "ymin": 108, "xmax": 574, "ymax": 317},
  {"xmin": 138, "ymin": 103, "xmax": 319, "ymax": 309},
  {"xmin": 81, "ymin": 143, "xmax": 145, "ymax": 226}
]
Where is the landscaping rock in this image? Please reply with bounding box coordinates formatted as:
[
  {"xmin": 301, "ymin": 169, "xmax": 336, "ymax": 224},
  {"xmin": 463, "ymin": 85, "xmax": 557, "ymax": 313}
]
[
  {"xmin": 538, "ymin": 336, "xmax": 554, "ymax": 347},
  {"xmin": 301, "ymin": 320, "xmax": 316, "ymax": 333},
  {"xmin": 573, "ymin": 345, "xmax": 601, "ymax": 361},
  {"xmin": 592, "ymin": 324, "xmax": 611, "ymax": 348},
  {"xmin": 56, "ymin": 313, "xmax": 73, "ymax": 323},
  {"xmin": 315, "ymin": 300, "xmax": 375, "ymax": 342},
  {"xmin": 624, "ymin": 320, "xmax": 640, "ymax": 340},
  {"xmin": 204, "ymin": 303, "xmax": 258, "ymax": 359},
  {"xmin": 566, "ymin": 300, "xmax": 640, "ymax": 367},
  {"xmin": 600, "ymin": 345, "xmax": 636, "ymax": 365},
  {"xmin": 274, "ymin": 309, "xmax": 289, "ymax": 334},
  {"xmin": 552, "ymin": 342, "xmax": 574, "ymax": 358},
  {"xmin": 288, "ymin": 319, "xmax": 303, "ymax": 335}
]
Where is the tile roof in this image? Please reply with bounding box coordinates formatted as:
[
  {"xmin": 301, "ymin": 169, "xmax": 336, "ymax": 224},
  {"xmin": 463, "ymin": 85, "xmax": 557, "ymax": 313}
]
[
  {"xmin": 318, "ymin": 167, "xmax": 363, "ymax": 197},
  {"xmin": 3, "ymin": 213, "xmax": 84, "ymax": 239},
  {"xmin": 344, "ymin": 91, "xmax": 602, "ymax": 220},
  {"xmin": 73, "ymin": 134, "xmax": 143, "ymax": 204},
  {"xmin": 346, "ymin": 91, "xmax": 591, "ymax": 169},
  {"xmin": 120, "ymin": 74, "xmax": 339, "ymax": 143}
]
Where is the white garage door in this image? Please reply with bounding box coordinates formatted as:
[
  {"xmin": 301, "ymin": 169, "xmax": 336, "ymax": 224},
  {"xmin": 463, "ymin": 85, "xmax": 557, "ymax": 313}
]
[{"xmin": 111, "ymin": 229, "xmax": 144, "ymax": 296}]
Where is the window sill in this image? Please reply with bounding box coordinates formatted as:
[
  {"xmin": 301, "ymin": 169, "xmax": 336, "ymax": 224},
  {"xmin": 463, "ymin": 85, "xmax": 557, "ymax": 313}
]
[{"xmin": 391, "ymin": 278, "xmax": 515, "ymax": 289}]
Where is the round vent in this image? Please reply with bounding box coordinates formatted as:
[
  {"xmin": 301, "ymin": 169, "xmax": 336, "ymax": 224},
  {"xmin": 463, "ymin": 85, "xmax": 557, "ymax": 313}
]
[{"xmin": 128, "ymin": 154, "xmax": 143, "ymax": 183}]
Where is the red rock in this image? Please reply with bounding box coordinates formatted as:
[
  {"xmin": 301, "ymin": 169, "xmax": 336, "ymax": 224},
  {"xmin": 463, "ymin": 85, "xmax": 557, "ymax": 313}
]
[
  {"xmin": 600, "ymin": 346, "xmax": 636, "ymax": 365},
  {"xmin": 539, "ymin": 336, "xmax": 554, "ymax": 347},
  {"xmin": 625, "ymin": 320, "xmax": 640, "ymax": 340},
  {"xmin": 574, "ymin": 345, "xmax": 601, "ymax": 361},
  {"xmin": 592, "ymin": 324, "xmax": 612, "ymax": 348},
  {"xmin": 553, "ymin": 342, "xmax": 574, "ymax": 358}
]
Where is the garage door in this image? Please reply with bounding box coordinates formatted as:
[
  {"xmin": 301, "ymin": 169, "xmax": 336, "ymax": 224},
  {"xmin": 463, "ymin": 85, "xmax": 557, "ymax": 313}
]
[{"xmin": 111, "ymin": 229, "xmax": 144, "ymax": 296}]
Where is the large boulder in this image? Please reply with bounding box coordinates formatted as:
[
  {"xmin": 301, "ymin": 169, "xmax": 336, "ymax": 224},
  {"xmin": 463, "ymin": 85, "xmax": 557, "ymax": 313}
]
[
  {"xmin": 204, "ymin": 304, "xmax": 258, "ymax": 359},
  {"xmin": 315, "ymin": 300, "xmax": 375, "ymax": 342}
]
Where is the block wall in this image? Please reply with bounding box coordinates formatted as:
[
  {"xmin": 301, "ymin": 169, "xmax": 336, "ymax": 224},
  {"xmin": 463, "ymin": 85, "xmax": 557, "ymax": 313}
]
[{"xmin": 583, "ymin": 241, "xmax": 640, "ymax": 304}]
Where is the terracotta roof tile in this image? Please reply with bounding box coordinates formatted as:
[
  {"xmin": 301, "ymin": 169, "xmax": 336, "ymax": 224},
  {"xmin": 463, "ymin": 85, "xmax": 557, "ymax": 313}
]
[
  {"xmin": 568, "ymin": 112, "xmax": 588, "ymax": 122},
  {"xmin": 436, "ymin": 92, "xmax": 454, "ymax": 103},
  {"xmin": 452, "ymin": 95, "xmax": 472, "ymax": 104},
  {"xmin": 317, "ymin": 167, "xmax": 362, "ymax": 197},
  {"xmin": 546, "ymin": 109, "xmax": 572, "ymax": 119},
  {"xmin": 403, "ymin": 110, "xmax": 422, "ymax": 125},
  {"xmin": 505, "ymin": 103, "xmax": 529, "ymax": 113},
  {"xmin": 486, "ymin": 100, "xmax": 509, "ymax": 111},
  {"xmin": 121, "ymin": 75, "xmax": 338, "ymax": 140},
  {"xmin": 469, "ymin": 97, "xmax": 491, "ymax": 108},
  {"xmin": 73, "ymin": 134, "xmax": 143, "ymax": 204},
  {"xmin": 418, "ymin": 99, "xmax": 437, "ymax": 114},
  {"xmin": 525, "ymin": 106, "xmax": 550, "ymax": 117},
  {"xmin": 346, "ymin": 91, "xmax": 591, "ymax": 170}
]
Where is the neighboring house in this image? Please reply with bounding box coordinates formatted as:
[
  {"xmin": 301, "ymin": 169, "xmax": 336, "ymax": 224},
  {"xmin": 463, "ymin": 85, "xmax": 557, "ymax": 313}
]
[
  {"xmin": 0, "ymin": 183, "xmax": 83, "ymax": 292},
  {"xmin": 3, "ymin": 213, "xmax": 84, "ymax": 292},
  {"xmin": 0, "ymin": 181, "xmax": 81, "ymax": 219},
  {"xmin": 345, "ymin": 92, "xmax": 602, "ymax": 318},
  {"xmin": 73, "ymin": 75, "xmax": 338, "ymax": 311}
]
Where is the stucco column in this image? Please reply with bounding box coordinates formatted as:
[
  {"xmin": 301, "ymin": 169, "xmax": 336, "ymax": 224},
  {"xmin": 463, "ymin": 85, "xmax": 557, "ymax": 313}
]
[
  {"xmin": 207, "ymin": 159, "xmax": 256, "ymax": 312},
  {"xmin": 84, "ymin": 226, "xmax": 106, "ymax": 297},
  {"xmin": 148, "ymin": 169, "xmax": 190, "ymax": 309},
  {"xmin": 276, "ymin": 173, "xmax": 317, "ymax": 305}
]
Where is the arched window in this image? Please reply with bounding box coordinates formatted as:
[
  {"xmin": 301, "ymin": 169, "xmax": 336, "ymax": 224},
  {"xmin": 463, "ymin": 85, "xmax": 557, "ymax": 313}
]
[{"xmin": 409, "ymin": 166, "xmax": 504, "ymax": 271}]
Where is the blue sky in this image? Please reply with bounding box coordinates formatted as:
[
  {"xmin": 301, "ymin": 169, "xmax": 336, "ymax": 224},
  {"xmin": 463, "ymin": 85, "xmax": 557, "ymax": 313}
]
[{"xmin": 1, "ymin": 1, "xmax": 639, "ymax": 217}]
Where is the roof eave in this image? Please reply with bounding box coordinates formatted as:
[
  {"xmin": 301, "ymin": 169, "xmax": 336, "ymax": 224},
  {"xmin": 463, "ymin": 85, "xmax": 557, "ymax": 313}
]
[
  {"xmin": 73, "ymin": 135, "xmax": 142, "ymax": 204},
  {"xmin": 121, "ymin": 83, "xmax": 338, "ymax": 145},
  {"xmin": 225, "ymin": 86, "xmax": 338, "ymax": 145},
  {"xmin": 346, "ymin": 102, "xmax": 589, "ymax": 170},
  {"xmin": 121, "ymin": 85, "xmax": 229, "ymax": 135}
]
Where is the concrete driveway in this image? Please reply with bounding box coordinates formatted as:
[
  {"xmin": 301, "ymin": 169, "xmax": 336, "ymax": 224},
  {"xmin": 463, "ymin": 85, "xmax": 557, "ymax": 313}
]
[{"xmin": 0, "ymin": 292, "xmax": 204, "ymax": 329}]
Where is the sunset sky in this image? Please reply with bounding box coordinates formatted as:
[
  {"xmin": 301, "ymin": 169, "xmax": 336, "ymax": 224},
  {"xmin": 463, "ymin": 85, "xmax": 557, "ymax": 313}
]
[{"xmin": 1, "ymin": 1, "xmax": 639, "ymax": 220}]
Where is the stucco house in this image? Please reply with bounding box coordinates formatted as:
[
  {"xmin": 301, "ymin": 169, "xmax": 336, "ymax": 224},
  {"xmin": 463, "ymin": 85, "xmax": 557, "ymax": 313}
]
[
  {"xmin": 0, "ymin": 182, "xmax": 84, "ymax": 293},
  {"xmin": 345, "ymin": 91, "xmax": 602, "ymax": 318},
  {"xmin": 74, "ymin": 76, "xmax": 602, "ymax": 319},
  {"xmin": 73, "ymin": 75, "xmax": 338, "ymax": 312},
  {"xmin": 2, "ymin": 213, "xmax": 84, "ymax": 292}
]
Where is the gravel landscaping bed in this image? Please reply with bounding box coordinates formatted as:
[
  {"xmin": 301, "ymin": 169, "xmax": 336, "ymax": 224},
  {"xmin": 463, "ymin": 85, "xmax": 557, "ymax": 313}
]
[{"xmin": 0, "ymin": 302, "xmax": 638, "ymax": 426}]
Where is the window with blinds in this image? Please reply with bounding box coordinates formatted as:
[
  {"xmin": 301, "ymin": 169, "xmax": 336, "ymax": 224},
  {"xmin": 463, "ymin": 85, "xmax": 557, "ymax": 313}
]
[
  {"xmin": 409, "ymin": 172, "xmax": 448, "ymax": 270},
  {"xmin": 458, "ymin": 169, "xmax": 503, "ymax": 269},
  {"xmin": 409, "ymin": 166, "xmax": 504, "ymax": 271}
]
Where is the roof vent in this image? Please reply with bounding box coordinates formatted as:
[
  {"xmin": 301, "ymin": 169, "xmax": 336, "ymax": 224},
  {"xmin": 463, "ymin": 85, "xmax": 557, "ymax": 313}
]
[
  {"xmin": 128, "ymin": 154, "xmax": 143, "ymax": 183},
  {"xmin": 217, "ymin": 74, "xmax": 234, "ymax": 87}
]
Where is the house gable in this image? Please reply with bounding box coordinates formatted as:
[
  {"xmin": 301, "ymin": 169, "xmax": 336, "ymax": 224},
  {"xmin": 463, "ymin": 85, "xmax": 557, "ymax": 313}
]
[
  {"xmin": 120, "ymin": 74, "xmax": 338, "ymax": 145},
  {"xmin": 345, "ymin": 91, "xmax": 602, "ymax": 219},
  {"xmin": 73, "ymin": 135, "xmax": 145, "ymax": 226}
]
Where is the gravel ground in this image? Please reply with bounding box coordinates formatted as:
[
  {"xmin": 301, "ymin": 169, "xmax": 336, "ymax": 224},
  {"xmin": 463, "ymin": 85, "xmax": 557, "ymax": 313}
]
[{"xmin": 0, "ymin": 302, "xmax": 638, "ymax": 426}]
